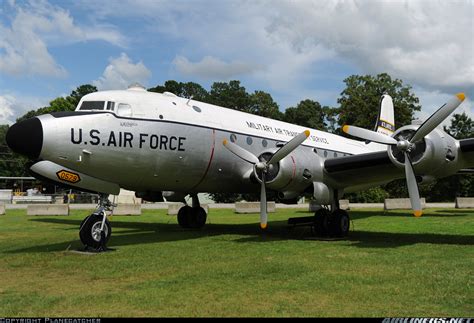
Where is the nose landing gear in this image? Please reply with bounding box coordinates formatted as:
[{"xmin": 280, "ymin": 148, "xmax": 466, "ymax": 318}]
[{"xmin": 79, "ymin": 194, "xmax": 115, "ymax": 251}]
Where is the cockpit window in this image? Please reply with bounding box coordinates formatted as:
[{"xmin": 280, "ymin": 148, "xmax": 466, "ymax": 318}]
[
  {"xmin": 117, "ymin": 103, "xmax": 132, "ymax": 117},
  {"xmin": 79, "ymin": 101, "xmax": 105, "ymax": 110},
  {"xmin": 106, "ymin": 102, "xmax": 115, "ymax": 111}
]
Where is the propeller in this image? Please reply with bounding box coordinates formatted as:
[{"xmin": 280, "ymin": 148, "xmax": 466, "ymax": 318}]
[
  {"xmin": 343, "ymin": 93, "xmax": 466, "ymax": 217},
  {"xmin": 223, "ymin": 130, "xmax": 310, "ymax": 228}
]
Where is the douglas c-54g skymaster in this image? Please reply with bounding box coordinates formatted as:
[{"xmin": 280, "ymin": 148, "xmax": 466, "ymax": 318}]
[{"xmin": 6, "ymin": 84, "xmax": 473, "ymax": 250}]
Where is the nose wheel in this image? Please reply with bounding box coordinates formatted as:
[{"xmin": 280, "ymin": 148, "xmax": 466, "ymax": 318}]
[
  {"xmin": 79, "ymin": 212, "xmax": 111, "ymax": 250},
  {"xmin": 79, "ymin": 193, "xmax": 114, "ymax": 252}
]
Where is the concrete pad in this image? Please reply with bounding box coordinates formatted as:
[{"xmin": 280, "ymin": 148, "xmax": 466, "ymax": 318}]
[
  {"xmin": 339, "ymin": 199, "xmax": 350, "ymax": 210},
  {"xmin": 167, "ymin": 203, "xmax": 209, "ymax": 215},
  {"xmin": 167, "ymin": 203, "xmax": 185, "ymax": 215},
  {"xmin": 384, "ymin": 198, "xmax": 426, "ymax": 210},
  {"xmin": 235, "ymin": 201, "xmax": 276, "ymax": 214},
  {"xmin": 455, "ymin": 197, "xmax": 474, "ymax": 209},
  {"xmin": 0, "ymin": 190, "xmax": 12, "ymax": 204},
  {"xmin": 0, "ymin": 203, "xmax": 5, "ymax": 215},
  {"xmin": 113, "ymin": 189, "xmax": 142, "ymax": 204},
  {"xmin": 112, "ymin": 204, "xmax": 142, "ymax": 215},
  {"xmin": 27, "ymin": 204, "xmax": 69, "ymax": 216},
  {"xmin": 13, "ymin": 195, "xmax": 52, "ymax": 204}
]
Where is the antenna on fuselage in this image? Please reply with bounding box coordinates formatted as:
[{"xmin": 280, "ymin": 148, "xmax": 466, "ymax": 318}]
[
  {"xmin": 186, "ymin": 95, "xmax": 194, "ymax": 106},
  {"xmin": 127, "ymin": 83, "xmax": 146, "ymax": 91}
]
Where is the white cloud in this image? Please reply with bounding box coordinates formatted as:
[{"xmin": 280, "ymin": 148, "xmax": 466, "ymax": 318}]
[
  {"xmin": 414, "ymin": 88, "xmax": 472, "ymax": 127},
  {"xmin": 0, "ymin": 0, "xmax": 126, "ymax": 77},
  {"xmin": 93, "ymin": 53, "xmax": 152, "ymax": 90},
  {"xmin": 172, "ymin": 56, "xmax": 259, "ymax": 80},
  {"xmin": 265, "ymin": 1, "xmax": 473, "ymax": 92},
  {"xmin": 0, "ymin": 95, "xmax": 16, "ymax": 124},
  {"xmin": 71, "ymin": 0, "xmax": 474, "ymax": 110},
  {"xmin": 0, "ymin": 94, "xmax": 48, "ymax": 125}
]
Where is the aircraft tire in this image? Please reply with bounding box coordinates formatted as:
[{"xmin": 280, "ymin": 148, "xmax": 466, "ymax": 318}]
[
  {"xmin": 189, "ymin": 207, "xmax": 207, "ymax": 229},
  {"xmin": 330, "ymin": 209, "xmax": 350, "ymax": 237},
  {"xmin": 79, "ymin": 212, "xmax": 111, "ymax": 249},
  {"xmin": 313, "ymin": 208, "xmax": 330, "ymax": 236},
  {"xmin": 177, "ymin": 205, "xmax": 193, "ymax": 228}
]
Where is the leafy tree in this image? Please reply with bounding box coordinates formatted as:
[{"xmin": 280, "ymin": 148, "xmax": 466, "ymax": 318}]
[
  {"xmin": 69, "ymin": 84, "xmax": 99, "ymax": 107},
  {"xmin": 284, "ymin": 99, "xmax": 327, "ymax": 131},
  {"xmin": 322, "ymin": 106, "xmax": 339, "ymax": 133},
  {"xmin": 148, "ymin": 81, "xmax": 208, "ymax": 101},
  {"xmin": 0, "ymin": 125, "xmax": 29, "ymax": 177},
  {"xmin": 207, "ymin": 80, "xmax": 252, "ymax": 112},
  {"xmin": 248, "ymin": 90, "xmax": 284, "ymax": 120},
  {"xmin": 444, "ymin": 112, "xmax": 473, "ymax": 139},
  {"xmin": 344, "ymin": 187, "xmax": 389, "ymax": 203},
  {"xmin": 208, "ymin": 192, "xmax": 241, "ymax": 203},
  {"xmin": 337, "ymin": 73, "xmax": 421, "ymax": 132}
]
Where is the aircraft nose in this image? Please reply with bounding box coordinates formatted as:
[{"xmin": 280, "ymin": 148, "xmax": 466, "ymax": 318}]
[{"xmin": 6, "ymin": 117, "xmax": 43, "ymax": 159}]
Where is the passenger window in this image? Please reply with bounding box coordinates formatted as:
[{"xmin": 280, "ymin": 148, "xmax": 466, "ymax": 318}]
[
  {"xmin": 117, "ymin": 103, "xmax": 132, "ymax": 117},
  {"xmin": 79, "ymin": 101, "xmax": 105, "ymax": 110}
]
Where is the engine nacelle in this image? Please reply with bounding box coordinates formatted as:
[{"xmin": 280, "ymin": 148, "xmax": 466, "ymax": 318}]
[
  {"xmin": 388, "ymin": 125, "xmax": 460, "ymax": 178},
  {"xmin": 254, "ymin": 147, "xmax": 325, "ymax": 196},
  {"xmin": 311, "ymin": 181, "xmax": 344, "ymax": 205}
]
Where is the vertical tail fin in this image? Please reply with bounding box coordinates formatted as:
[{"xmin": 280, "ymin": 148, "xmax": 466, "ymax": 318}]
[{"xmin": 374, "ymin": 94, "xmax": 395, "ymax": 136}]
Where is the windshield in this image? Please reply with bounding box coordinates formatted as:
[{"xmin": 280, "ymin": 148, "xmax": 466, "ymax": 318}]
[{"xmin": 79, "ymin": 101, "xmax": 105, "ymax": 110}]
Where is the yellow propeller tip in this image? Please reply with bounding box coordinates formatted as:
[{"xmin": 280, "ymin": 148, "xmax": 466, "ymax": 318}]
[
  {"xmin": 223, "ymin": 139, "xmax": 228, "ymax": 145},
  {"xmin": 456, "ymin": 93, "xmax": 465, "ymax": 101},
  {"xmin": 342, "ymin": 125, "xmax": 350, "ymax": 133},
  {"xmin": 260, "ymin": 223, "xmax": 268, "ymax": 229},
  {"xmin": 304, "ymin": 130, "xmax": 310, "ymax": 137},
  {"xmin": 414, "ymin": 210, "xmax": 423, "ymax": 217}
]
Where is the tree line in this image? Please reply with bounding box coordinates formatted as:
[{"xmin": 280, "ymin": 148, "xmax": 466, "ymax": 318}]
[{"xmin": 1, "ymin": 73, "xmax": 472, "ymax": 202}]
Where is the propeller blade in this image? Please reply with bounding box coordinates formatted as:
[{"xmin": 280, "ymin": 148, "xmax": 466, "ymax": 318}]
[
  {"xmin": 410, "ymin": 93, "xmax": 465, "ymax": 143},
  {"xmin": 260, "ymin": 172, "xmax": 267, "ymax": 229},
  {"xmin": 268, "ymin": 130, "xmax": 310, "ymax": 165},
  {"xmin": 223, "ymin": 139, "xmax": 260, "ymax": 164},
  {"xmin": 342, "ymin": 125, "xmax": 398, "ymax": 145},
  {"xmin": 404, "ymin": 152, "xmax": 423, "ymax": 217}
]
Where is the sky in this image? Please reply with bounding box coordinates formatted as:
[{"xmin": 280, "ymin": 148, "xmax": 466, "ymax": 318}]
[{"xmin": 0, "ymin": 0, "xmax": 472, "ymax": 125}]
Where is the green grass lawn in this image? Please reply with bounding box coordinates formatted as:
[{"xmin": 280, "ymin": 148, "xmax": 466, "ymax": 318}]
[{"xmin": 0, "ymin": 207, "xmax": 472, "ymax": 317}]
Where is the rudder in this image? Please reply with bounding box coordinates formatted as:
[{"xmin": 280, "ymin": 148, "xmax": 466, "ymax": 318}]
[{"xmin": 374, "ymin": 94, "xmax": 395, "ymax": 136}]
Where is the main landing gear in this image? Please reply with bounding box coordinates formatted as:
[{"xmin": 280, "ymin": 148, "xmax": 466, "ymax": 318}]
[
  {"xmin": 311, "ymin": 207, "xmax": 350, "ymax": 238},
  {"xmin": 177, "ymin": 194, "xmax": 207, "ymax": 229},
  {"xmin": 79, "ymin": 194, "xmax": 115, "ymax": 251},
  {"xmin": 288, "ymin": 204, "xmax": 350, "ymax": 238}
]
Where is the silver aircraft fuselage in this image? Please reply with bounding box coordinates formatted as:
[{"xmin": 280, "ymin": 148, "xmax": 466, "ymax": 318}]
[{"xmin": 6, "ymin": 86, "xmax": 473, "ymax": 198}]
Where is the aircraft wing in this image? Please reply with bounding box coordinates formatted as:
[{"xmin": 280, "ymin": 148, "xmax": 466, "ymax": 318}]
[
  {"xmin": 323, "ymin": 150, "xmax": 403, "ymax": 192},
  {"xmin": 459, "ymin": 138, "xmax": 474, "ymax": 168},
  {"xmin": 323, "ymin": 137, "xmax": 474, "ymax": 192}
]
